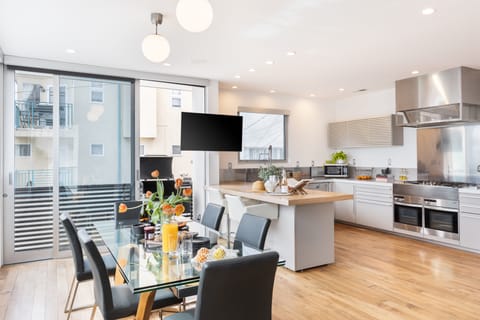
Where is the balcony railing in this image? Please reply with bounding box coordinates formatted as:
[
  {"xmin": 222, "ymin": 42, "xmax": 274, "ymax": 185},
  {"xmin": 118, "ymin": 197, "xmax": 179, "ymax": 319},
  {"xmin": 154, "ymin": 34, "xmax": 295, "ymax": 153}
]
[{"xmin": 15, "ymin": 100, "xmax": 73, "ymax": 129}]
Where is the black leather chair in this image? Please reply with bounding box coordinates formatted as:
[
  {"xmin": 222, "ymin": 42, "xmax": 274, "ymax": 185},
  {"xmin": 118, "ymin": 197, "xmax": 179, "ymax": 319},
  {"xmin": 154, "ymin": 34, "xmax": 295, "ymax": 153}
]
[
  {"xmin": 166, "ymin": 251, "xmax": 279, "ymax": 320},
  {"xmin": 77, "ymin": 228, "xmax": 182, "ymax": 320},
  {"xmin": 234, "ymin": 213, "xmax": 271, "ymax": 251},
  {"xmin": 60, "ymin": 213, "xmax": 118, "ymax": 320},
  {"xmin": 114, "ymin": 200, "xmax": 143, "ymax": 227}
]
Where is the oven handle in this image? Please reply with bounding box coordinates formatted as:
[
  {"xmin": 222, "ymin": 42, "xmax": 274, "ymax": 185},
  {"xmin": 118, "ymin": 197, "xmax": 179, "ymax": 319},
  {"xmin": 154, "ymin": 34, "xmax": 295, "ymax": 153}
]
[
  {"xmin": 423, "ymin": 205, "xmax": 458, "ymax": 213},
  {"xmin": 394, "ymin": 201, "xmax": 422, "ymax": 208}
]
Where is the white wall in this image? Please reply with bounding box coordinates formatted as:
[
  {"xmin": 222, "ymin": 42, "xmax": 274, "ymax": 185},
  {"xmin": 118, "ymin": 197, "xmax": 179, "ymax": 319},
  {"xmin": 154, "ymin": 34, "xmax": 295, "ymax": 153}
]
[
  {"xmin": 1, "ymin": 52, "xmax": 4, "ymax": 267},
  {"xmin": 218, "ymin": 89, "xmax": 333, "ymax": 170},
  {"xmin": 218, "ymin": 87, "xmax": 417, "ymax": 172},
  {"xmin": 328, "ymin": 88, "xmax": 417, "ymax": 168}
]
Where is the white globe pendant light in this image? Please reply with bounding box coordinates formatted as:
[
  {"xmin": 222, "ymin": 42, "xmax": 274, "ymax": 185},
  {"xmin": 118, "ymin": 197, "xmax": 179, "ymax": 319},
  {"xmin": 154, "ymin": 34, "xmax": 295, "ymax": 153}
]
[
  {"xmin": 176, "ymin": 0, "xmax": 213, "ymax": 33},
  {"xmin": 142, "ymin": 13, "xmax": 170, "ymax": 63}
]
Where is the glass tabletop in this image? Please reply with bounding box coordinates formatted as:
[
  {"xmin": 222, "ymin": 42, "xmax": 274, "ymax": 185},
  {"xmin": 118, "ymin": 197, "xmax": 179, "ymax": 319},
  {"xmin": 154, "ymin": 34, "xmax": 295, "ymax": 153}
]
[{"xmin": 94, "ymin": 220, "xmax": 284, "ymax": 294}]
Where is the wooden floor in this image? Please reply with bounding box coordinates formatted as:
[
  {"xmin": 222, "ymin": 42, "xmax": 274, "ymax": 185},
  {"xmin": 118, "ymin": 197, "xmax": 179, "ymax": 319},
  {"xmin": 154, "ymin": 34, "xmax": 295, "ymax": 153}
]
[{"xmin": 1, "ymin": 223, "xmax": 480, "ymax": 319}]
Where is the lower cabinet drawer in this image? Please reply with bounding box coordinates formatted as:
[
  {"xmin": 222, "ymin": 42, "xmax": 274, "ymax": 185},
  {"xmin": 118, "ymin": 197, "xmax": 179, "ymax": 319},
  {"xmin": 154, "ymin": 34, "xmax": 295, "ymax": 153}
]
[{"xmin": 460, "ymin": 213, "xmax": 480, "ymax": 251}]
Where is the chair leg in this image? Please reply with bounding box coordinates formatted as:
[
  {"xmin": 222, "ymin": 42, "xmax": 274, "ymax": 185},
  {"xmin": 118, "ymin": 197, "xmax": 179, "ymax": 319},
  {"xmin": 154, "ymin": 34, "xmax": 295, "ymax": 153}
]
[
  {"xmin": 90, "ymin": 305, "xmax": 97, "ymax": 320},
  {"xmin": 64, "ymin": 275, "xmax": 76, "ymax": 313},
  {"xmin": 66, "ymin": 278, "xmax": 80, "ymax": 320}
]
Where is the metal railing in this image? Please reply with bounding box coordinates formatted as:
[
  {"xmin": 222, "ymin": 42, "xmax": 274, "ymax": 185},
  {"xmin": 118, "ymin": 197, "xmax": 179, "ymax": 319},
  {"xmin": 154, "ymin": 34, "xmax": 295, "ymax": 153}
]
[{"xmin": 15, "ymin": 100, "xmax": 74, "ymax": 129}]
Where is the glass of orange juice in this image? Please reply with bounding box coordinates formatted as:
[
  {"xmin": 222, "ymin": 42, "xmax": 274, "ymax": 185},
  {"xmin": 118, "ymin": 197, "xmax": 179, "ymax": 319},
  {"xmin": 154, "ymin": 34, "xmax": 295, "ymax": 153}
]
[{"xmin": 162, "ymin": 221, "xmax": 178, "ymax": 255}]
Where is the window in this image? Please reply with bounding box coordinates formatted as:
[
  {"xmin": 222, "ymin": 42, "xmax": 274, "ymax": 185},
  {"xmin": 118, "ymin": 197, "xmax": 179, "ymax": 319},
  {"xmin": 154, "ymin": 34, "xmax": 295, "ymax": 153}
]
[
  {"xmin": 238, "ymin": 108, "xmax": 288, "ymax": 161},
  {"xmin": 15, "ymin": 144, "xmax": 32, "ymax": 157},
  {"xmin": 90, "ymin": 144, "xmax": 104, "ymax": 156},
  {"xmin": 171, "ymin": 90, "xmax": 182, "ymax": 108},
  {"xmin": 90, "ymin": 82, "xmax": 104, "ymax": 103}
]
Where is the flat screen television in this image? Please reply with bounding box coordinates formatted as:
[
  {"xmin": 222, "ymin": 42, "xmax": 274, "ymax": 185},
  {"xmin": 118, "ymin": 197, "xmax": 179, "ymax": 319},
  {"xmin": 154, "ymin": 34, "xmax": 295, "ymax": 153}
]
[{"xmin": 180, "ymin": 112, "xmax": 243, "ymax": 151}]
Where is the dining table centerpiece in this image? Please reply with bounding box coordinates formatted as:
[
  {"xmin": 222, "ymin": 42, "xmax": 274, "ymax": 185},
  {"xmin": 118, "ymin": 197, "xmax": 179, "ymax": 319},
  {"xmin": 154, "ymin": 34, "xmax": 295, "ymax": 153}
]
[{"xmin": 118, "ymin": 169, "xmax": 192, "ymax": 254}]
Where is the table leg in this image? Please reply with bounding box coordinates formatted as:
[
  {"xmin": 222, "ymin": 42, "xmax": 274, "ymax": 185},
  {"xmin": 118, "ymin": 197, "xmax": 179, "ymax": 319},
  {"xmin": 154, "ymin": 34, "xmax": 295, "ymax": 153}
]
[{"xmin": 136, "ymin": 291, "xmax": 155, "ymax": 320}]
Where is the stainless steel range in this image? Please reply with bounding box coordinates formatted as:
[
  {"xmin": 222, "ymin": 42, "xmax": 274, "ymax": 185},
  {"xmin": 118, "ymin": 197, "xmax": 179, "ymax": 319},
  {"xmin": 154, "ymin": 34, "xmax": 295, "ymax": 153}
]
[{"xmin": 393, "ymin": 181, "xmax": 473, "ymax": 243}]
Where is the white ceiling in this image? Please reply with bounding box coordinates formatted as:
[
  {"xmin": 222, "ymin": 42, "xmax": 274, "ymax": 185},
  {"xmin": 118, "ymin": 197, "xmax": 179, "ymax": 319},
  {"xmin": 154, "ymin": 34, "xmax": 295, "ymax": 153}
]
[{"xmin": 1, "ymin": 0, "xmax": 480, "ymax": 99}]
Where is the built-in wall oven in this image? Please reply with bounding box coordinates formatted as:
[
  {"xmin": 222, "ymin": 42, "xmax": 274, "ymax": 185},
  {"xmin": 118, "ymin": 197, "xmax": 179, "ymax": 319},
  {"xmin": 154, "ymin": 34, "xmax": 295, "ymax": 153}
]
[{"xmin": 393, "ymin": 182, "xmax": 460, "ymax": 242}]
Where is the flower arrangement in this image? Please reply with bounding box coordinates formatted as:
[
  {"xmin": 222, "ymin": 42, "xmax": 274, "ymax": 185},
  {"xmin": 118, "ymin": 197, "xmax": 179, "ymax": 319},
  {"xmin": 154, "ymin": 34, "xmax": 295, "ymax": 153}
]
[{"xmin": 118, "ymin": 169, "xmax": 192, "ymax": 225}]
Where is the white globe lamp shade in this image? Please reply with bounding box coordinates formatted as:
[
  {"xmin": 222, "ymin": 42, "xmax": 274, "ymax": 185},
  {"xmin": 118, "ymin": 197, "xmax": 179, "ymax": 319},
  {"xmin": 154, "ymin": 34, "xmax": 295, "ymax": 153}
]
[
  {"xmin": 142, "ymin": 34, "xmax": 170, "ymax": 63},
  {"xmin": 176, "ymin": 0, "xmax": 213, "ymax": 33}
]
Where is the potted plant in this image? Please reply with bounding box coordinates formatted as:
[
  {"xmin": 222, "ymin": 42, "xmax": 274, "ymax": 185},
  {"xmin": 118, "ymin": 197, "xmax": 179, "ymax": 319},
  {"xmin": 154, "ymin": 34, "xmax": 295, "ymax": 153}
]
[{"xmin": 330, "ymin": 151, "xmax": 347, "ymax": 164}]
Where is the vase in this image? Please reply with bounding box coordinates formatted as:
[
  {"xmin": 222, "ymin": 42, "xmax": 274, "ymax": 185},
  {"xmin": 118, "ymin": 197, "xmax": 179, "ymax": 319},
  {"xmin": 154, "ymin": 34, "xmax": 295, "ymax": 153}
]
[
  {"xmin": 264, "ymin": 175, "xmax": 278, "ymax": 193},
  {"xmin": 161, "ymin": 216, "xmax": 178, "ymax": 255}
]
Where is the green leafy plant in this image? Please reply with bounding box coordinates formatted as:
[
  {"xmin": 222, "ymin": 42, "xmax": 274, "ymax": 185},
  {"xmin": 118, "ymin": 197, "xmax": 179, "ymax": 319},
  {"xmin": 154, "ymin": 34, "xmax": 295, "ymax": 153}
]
[
  {"xmin": 328, "ymin": 151, "xmax": 347, "ymax": 163},
  {"xmin": 258, "ymin": 165, "xmax": 282, "ymax": 181}
]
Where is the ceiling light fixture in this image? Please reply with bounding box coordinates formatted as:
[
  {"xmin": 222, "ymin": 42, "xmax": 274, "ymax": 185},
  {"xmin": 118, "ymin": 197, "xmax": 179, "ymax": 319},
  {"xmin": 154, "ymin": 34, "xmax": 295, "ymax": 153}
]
[
  {"xmin": 176, "ymin": 0, "xmax": 213, "ymax": 32},
  {"xmin": 422, "ymin": 7, "xmax": 435, "ymax": 15},
  {"xmin": 411, "ymin": 70, "xmax": 420, "ymax": 75},
  {"xmin": 142, "ymin": 13, "xmax": 170, "ymax": 63}
]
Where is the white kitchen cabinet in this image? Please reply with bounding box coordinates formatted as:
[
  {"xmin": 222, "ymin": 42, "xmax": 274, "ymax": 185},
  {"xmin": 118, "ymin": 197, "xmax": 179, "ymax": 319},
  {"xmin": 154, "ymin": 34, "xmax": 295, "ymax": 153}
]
[
  {"xmin": 459, "ymin": 191, "xmax": 480, "ymax": 251},
  {"xmin": 354, "ymin": 184, "xmax": 393, "ymax": 231},
  {"xmin": 333, "ymin": 181, "xmax": 355, "ymax": 222},
  {"xmin": 328, "ymin": 115, "xmax": 403, "ymax": 148}
]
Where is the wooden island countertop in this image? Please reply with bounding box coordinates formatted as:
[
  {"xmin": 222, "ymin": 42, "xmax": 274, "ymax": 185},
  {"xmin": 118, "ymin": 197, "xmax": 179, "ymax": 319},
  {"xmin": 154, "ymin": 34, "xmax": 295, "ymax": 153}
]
[{"xmin": 207, "ymin": 182, "xmax": 353, "ymax": 206}]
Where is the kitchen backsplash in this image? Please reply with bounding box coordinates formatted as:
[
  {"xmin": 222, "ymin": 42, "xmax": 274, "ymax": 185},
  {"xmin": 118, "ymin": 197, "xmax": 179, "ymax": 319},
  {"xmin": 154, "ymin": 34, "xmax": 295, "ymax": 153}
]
[{"xmin": 219, "ymin": 166, "xmax": 417, "ymax": 183}]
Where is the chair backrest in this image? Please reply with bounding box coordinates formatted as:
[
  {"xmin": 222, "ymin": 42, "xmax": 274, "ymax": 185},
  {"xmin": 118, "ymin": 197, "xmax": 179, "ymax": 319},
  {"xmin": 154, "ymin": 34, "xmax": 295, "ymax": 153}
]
[
  {"xmin": 200, "ymin": 203, "xmax": 225, "ymax": 231},
  {"xmin": 60, "ymin": 213, "xmax": 86, "ymax": 275},
  {"xmin": 234, "ymin": 213, "xmax": 271, "ymax": 250},
  {"xmin": 224, "ymin": 194, "xmax": 246, "ymax": 223},
  {"xmin": 194, "ymin": 251, "xmax": 279, "ymax": 320},
  {"xmin": 114, "ymin": 200, "xmax": 143, "ymax": 227},
  {"xmin": 77, "ymin": 228, "xmax": 114, "ymax": 316}
]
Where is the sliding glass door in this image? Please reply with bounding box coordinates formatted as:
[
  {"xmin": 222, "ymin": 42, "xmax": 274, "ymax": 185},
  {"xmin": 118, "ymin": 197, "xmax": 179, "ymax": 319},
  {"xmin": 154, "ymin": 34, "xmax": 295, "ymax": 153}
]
[{"xmin": 3, "ymin": 70, "xmax": 134, "ymax": 263}]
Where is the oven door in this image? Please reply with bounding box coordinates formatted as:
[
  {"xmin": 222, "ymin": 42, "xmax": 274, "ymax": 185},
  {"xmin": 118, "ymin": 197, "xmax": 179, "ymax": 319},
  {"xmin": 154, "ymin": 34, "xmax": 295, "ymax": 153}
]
[
  {"xmin": 424, "ymin": 206, "xmax": 459, "ymax": 240},
  {"xmin": 394, "ymin": 199, "xmax": 423, "ymax": 233}
]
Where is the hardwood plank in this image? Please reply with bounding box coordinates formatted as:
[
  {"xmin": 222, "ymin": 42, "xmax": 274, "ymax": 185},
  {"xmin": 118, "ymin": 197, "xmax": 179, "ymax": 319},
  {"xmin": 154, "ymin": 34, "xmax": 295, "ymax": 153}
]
[{"xmin": 2, "ymin": 223, "xmax": 480, "ymax": 319}]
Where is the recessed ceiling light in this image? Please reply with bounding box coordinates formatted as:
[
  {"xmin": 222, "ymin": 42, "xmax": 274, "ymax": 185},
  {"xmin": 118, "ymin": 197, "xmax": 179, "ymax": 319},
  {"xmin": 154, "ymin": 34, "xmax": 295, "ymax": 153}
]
[
  {"xmin": 234, "ymin": 75, "xmax": 241, "ymax": 79},
  {"xmin": 163, "ymin": 62, "xmax": 171, "ymax": 67},
  {"xmin": 269, "ymin": 89, "xmax": 276, "ymax": 93},
  {"xmin": 411, "ymin": 70, "xmax": 420, "ymax": 75},
  {"xmin": 286, "ymin": 51, "xmax": 296, "ymax": 56},
  {"xmin": 232, "ymin": 85, "xmax": 238, "ymax": 89},
  {"xmin": 265, "ymin": 60, "xmax": 274, "ymax": 65},
  {"xmin": 309, "ymin": 93, "xmax": 316, "ymax": 97},
  {"xmin": 65, "ymin": 48, "xmax": 76, "ymax": 54},
  {"xmin": 248, "ymin": 68, "xmax": 256, "ymax": 72},
  {"xmin": 422, "ymin": 7, "xmax": 435, "ymax": 15},
  {"xmin": 339, "ymin": 88, "xmax": 345, "ymax": 92}
]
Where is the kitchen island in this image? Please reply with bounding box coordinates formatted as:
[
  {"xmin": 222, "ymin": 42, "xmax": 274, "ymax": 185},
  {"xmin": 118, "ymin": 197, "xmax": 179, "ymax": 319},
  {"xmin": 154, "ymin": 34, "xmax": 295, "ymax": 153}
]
[{"xmin": 207, "ymin": 183, "xmax": 353, "ymax": 271}]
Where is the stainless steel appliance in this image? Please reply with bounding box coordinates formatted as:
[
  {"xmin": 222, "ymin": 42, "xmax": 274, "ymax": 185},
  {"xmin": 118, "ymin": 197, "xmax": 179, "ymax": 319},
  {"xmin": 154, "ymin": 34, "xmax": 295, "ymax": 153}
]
[
  {"xmin": 324, "ymin": 164, "xmax": 348, "ymax": 178},
  {"xmin": 393, "ymin": 182, "xmax": 464, "ymax": 242},
  {"xmin": 395, "ymin": 66, "xmax": 480, "ymax": 127}
]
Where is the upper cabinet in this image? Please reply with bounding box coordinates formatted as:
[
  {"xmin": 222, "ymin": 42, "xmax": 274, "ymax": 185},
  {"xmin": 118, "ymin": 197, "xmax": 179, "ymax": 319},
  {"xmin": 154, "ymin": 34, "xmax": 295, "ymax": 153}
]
[{"xmin": 328, "ymin": 115, "xmax": 403, "ymax": 148}]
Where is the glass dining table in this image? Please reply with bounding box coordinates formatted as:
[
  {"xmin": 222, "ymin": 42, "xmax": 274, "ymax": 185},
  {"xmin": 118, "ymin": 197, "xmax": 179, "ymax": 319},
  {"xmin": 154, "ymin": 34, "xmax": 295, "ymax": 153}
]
[{"xmin": 93, "ymin": 220, "xmax": 284, "ymax": 320}]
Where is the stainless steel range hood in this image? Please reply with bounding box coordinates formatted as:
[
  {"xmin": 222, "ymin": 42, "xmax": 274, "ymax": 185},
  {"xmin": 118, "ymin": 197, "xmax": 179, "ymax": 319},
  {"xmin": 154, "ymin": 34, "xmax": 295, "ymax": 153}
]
[{"xmin": 395, "ymin": 66, "xmax": 480, "ymax": 127}]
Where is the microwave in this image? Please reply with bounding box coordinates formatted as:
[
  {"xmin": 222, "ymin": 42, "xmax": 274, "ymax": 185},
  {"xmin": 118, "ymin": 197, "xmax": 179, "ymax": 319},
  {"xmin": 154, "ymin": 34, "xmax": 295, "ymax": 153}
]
[{"xmin": 324, "ymin": 164, "xmax": 349, "ymax": 177}]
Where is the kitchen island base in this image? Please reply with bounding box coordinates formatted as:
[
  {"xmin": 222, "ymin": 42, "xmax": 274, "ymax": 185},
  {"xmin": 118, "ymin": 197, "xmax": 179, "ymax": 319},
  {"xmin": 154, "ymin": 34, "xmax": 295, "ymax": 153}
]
[{"xmin": 266, "ymin": 202, "xmax": 334, "ymax": 271}]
